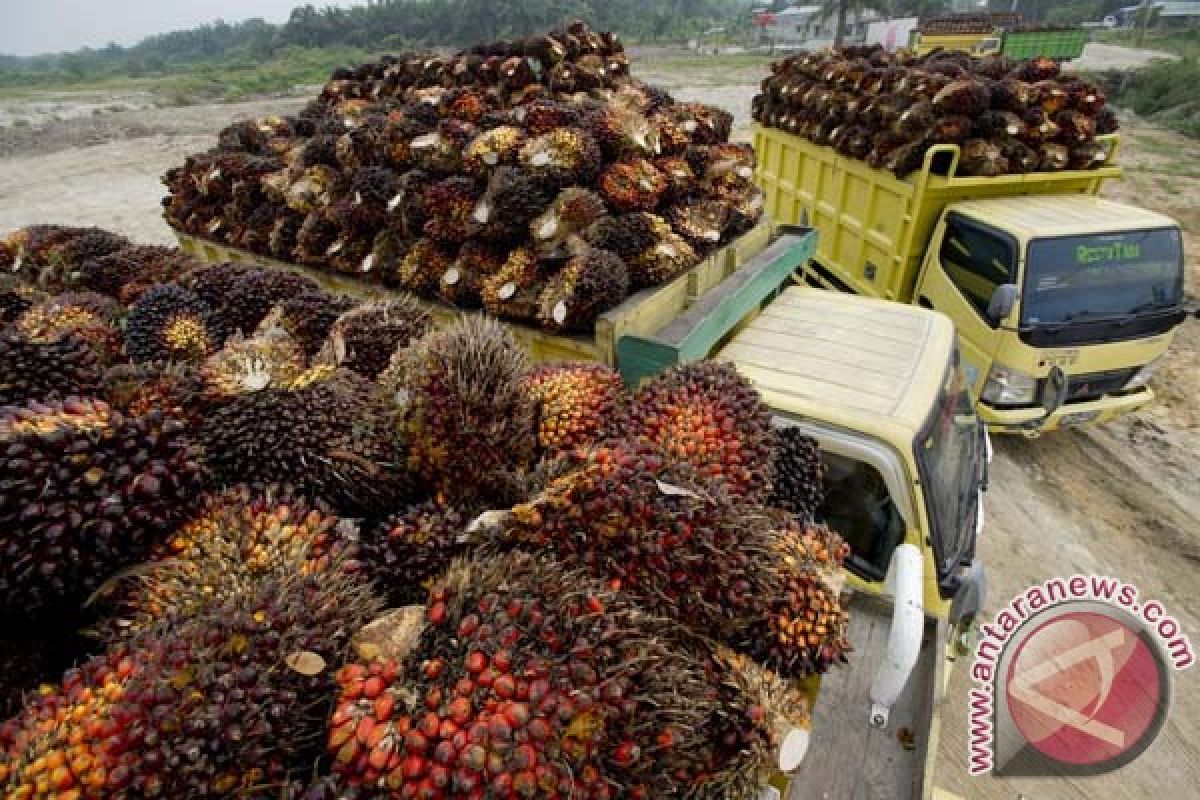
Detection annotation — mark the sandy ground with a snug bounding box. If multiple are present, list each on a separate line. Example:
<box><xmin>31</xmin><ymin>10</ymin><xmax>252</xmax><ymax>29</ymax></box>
<box><xmin>1069</xmin><ymin>40</ymin><xmax>1179</xmax><ymax>70</ymax></box>
<box><xmin>0</xmin><ymin>45</ymin><xmax>1197</xmax><ymax>798</ymax></box>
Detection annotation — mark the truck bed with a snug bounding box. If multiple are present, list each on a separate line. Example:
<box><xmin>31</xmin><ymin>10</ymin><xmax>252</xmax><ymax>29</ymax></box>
<box><xmin>787</xmin><ymin>592</ymin><xmax>948</xmax><ymax>800</ymax></box>
<box><xmin>174</xmin><ymin>222</ymin><xmax>774</xmax><ymax>370</ymax></box>
<box><xmin>753</xmin><ymin>125</ymin><xmax>1120</xmax><ymax>303</ymax></box>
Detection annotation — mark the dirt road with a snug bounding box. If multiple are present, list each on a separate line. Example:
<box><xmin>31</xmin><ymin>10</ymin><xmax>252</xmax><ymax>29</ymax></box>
<box><xmin>0</xmin><ymin>51</ymin><xmax>1197</xmax><ymax>798</ymax></box>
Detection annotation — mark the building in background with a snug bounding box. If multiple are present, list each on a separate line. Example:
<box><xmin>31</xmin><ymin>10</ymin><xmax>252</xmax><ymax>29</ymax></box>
<box><xmin>866</xmin><ymin>16</ymin><xmax>919</xmax><ymax>51</ymax></box>
<box><xmin>1114</xmin><ymin>1</ymin><xmax>1200</xmax><ymax>28</ymax></box>
<box><xmin>753</xmin><ymin>5</ymin><xmax>884</xmax><ymax>49</ymax></box>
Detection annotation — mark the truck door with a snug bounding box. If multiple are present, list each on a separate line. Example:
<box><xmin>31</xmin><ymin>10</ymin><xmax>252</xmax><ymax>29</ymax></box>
<box><xmin>914</xmin><ymin>213</ymin><xmax>1018</xmax><ymax>399</ymax></box>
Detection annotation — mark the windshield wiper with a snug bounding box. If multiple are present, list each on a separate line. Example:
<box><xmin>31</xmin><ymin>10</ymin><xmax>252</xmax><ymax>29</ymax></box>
<box><xmin>1122</xmin><ymin>299</ymin><xmax>1180</xmax><ymax>317</ymax></box>
<box><xmin>1040</xmin><ymin>302</ymin><xmax>1179</xmax><ymax>332</ymax></box>
<box><xmin>1037</xmin><ymin>309</ymin><xmax>1120</xmax><ymax>332</ymax></box>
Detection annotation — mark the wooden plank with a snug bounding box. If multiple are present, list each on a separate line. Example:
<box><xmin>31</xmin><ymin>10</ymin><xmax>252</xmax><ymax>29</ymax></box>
<box><xmin>786</xmin><ymin>592</ymin><xmax>935</xmax><ymax>800</ymax></box>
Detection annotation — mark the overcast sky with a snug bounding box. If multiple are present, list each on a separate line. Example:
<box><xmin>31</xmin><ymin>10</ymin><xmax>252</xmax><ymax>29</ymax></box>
<box><xmin>2</xmin><ymin>0</ymin><xmax>366</xmax><ymax>57</ymax></box>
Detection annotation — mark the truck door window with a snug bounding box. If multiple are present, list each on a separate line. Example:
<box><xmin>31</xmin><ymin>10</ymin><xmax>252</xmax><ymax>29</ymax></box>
<box><xmin>817</xmin><ymin>451</ymin><xmax>905</xmax><ymax>582</ymax></box>
<box><xmin>939</xmin><ymin>215</ymin><xmax>1016</xmax><ymax>319</ymax></box>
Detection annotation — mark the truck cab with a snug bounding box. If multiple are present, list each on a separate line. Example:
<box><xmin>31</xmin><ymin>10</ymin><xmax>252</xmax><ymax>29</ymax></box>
<box><xmin>714</xmin><ymin>289</ymin><xmax>987</xmax><ymax>799</ymax></box>
<box><xmin>620</xmin><ymin>264</ymin><xmax>988</xmax><ymax>799</ymax></box>
<box><xmin>916</xmin><ymin>195</ymin><xmax>1185</xmax><ymax>434</ymax></box>
<box><xmin>753</xmin><ymin>126</ymin><xmax>1188</xmax><ymax>436</ymax></box>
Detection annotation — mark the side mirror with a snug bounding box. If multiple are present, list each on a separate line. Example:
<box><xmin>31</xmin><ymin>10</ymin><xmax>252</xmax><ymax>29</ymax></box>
<box><xmin>986</xmin><ymin>284</ymin><xmax>1018</xmax><ymax>325</ymax></box>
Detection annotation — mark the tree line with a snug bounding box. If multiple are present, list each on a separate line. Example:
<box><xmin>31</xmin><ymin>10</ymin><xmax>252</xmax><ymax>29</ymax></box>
<box><xmin>1</xmin><ymin>1</ymin><xmax>758</xmax><ymax>81</ymax></box>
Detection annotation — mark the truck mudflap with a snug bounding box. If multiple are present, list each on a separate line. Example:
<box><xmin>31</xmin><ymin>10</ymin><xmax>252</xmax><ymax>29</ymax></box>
<box><xmin>783</xmin><ymin>591</ymin><xmax>949</xmax><ymax>800</ymax></box>
<box><xmin>980</xmin><ymin>386</ymin><xmax>1154</xmax><ymax>436</ymax></box>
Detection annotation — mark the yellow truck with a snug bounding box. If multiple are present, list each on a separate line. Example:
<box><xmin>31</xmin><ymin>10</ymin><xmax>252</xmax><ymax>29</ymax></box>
<box><xmin>754</xmin><ymin>126</ymin><xmax>1189</xmax><ymax>435</ymax></box>
<box><xmin>177</xmin><ymin>224</ymin><xmax>988</xmax><ymax>799</ymax></box>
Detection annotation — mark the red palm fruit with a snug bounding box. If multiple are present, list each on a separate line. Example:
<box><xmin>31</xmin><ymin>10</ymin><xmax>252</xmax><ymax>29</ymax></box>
<box><xmin>523</xmin><ymin>361</ymin><xmax>629</xmax><ymax>456</ymax></box>
<box><xmin>619</xmin><ymin>360</ymin><xmax>775</xmax><ymax>500</ymax></box>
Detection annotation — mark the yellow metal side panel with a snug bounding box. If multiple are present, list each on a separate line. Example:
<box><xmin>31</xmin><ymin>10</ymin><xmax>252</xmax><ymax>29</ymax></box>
<box><xmin>755</xmin><ymin>126</ymin><xmax>919</xmax><ymax>301</ymax></box>
<box><xmin>914</xmin><ymin>32</ymin><xmax>990</xmax><ymax>54</ymax></box>
<box><xmin>754</xmin><ymin>126</ymin><xmax>1122</xmax><ymax>303</ymax></box>
<box><xmin>173</xmin><ymin>221</ymin><xmax>776</xmax><ymax>370</ymax></box>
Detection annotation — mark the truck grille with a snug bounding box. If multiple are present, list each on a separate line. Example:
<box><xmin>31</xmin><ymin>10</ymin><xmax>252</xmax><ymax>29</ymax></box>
<box><xmin>1066</xmin><ymin>368</ymin><xmax>1138</xmax><ymax>402</ymax></box>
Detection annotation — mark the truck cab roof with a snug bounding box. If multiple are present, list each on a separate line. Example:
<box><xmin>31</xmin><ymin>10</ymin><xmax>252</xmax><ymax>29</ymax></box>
<box><xmin>717</xmin><ymin>287</ymin><xmax>955</xmax><ymax>441</ymax></box>
<box><xmin>949</xmin><ymin>194</ymin><xmax>1179</xmax><ymax>240</ymax></box>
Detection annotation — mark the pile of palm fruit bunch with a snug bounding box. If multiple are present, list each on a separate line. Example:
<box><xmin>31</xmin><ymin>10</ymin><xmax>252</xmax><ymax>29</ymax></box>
<box><xmin>916</xmin><ymin>12</ymin><xmax>1020</xmax><ymax>35</ymax></box>
<box><xmin>752</xmin><ymin>44</ymin><xmax>1117</xmax><ymax>177</ymax></box>
<box><xmin>0</xmin><ymin>222</ymin><xmax>845</xmax><ymax>797</ymax></box>
<box><xmin>161</xmin><ymin>21</ymin><xmax>764</xmax><ymax>334</ymax></box>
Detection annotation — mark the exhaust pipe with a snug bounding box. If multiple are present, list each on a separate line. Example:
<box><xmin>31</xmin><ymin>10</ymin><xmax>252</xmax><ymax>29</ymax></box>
<box><xmin>868</xmin><ymin>543</ymin><xmax>924</xmax><ymax>728</ymax></box>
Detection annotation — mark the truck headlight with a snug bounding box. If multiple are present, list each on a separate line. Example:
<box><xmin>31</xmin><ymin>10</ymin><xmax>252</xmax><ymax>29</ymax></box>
<box><xmin>980</xmin><ymin>365</ymin><xmax>1038</xmax><ymax>406</ymax></box>
<box><xmin>1125</xmin><ymin>358</ymin><xmax>1162</xmax><ymax>390</ymax></box>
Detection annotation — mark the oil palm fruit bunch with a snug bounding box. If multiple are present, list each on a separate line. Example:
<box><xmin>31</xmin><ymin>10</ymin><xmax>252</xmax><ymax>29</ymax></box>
<box><xmin>77</xmin><ymin>244</ymin><xmax>198</xmax><ymax>302</ymax></box>
<box><xmin>176</xmin><ymin>260</ymin><xmax>254</xmax><ymax>310</ymax></box>
<box><xmin>328</xmin><ymin>166</ymin><xmax>401</xmax><ymax>238</ymax></box>
<box><xmin>522</xmin><ymin>362</ymin><xmax>627</xmax><ymax>455</ymax></box>
<box><xmin>396</xmin><ymin>316</ymin><xmax>536</xmax><ymax>506</ymax></box>
<box><xmin>0</xmin><ymin>542</ymin><xmax>380</xmax><ymax>800</ymax></box>
<box><xmin>517</xmin><ymin>127</ymin><xmax>603</xmax><ymax>188</ymax></box>
<box><xmin>463</xmin><ymin>125</ymin><xmax>527</xmax><ymax>177</ymax></box>
<box><xmin>102</xmin><ymin>362</ymin><xmax>203</xmax><ymax>424</ymax></box>
<box><xmin>438</xmin><ymin>240</ymin><xmax>506</xmax><ymax>308</ymax></box>
<box><xmin>472</xmin><ymin>167</ymin><xmax>552</xmax><ymax>243</ymax></box>
<box><xmin>515</xmin><ymin>98</ymin><xmax>582</xmax><ymax>134</ymax></box>
<box><xmin>0</xmin><ymin>329</ymin><xmax>105</xmax><ymax>407</ymax></box>
<box><xmin>410</xmin><ymin>119</ymin><xmax>477</xmax><ymax>175</ymax></box>
<box><xmin>394</xmin><ymin>236</ymin><xmax>458</xmax><ymax>294</ymax></box>
<box><xmin>262</xmin><ymin>288</ymin><xmax>359</xmax><ymax>357</ymax></box>
<box><xmin>619</xmin><ymin>361</ymin><xmax>776</xmax><ymax>501</ymax></box>
<box><xmin>529</xmin><ymin>187</ymin><xmax>607</xmax><ymax>254</ymax></box>
<box><xmin>666</xmin><ymin>197</ymin><xmax>733</xmax><ymax>251</ymax></box>
<box><xmin>584</xmin><ymin>212</ymin><xmax>697</xmax><ymax>288</ymax></box>
<box><xmin>3</xmin><ymin>226</ymin><xmax>130</xmax><ymax>291</ymax></box>
<box><xmin>327</xmin><ymin>550</ymin><xmax>807</xmax><ymax>798</ymax></box>
<box><xmin>755</xmin><ymin>45</ymin><xmax>1112</xmax><ymax>178</ymax></box>
<box><xmin>360</xmin><ymin>499</ymin><xmax>471</xmax><ymax>606</ymax></box>
<box><xmin>221</xmin><ymin>267</ymin><xmax>321</xmax><ymax>335</ymax></box>
<box><xmin>768</xmin><ymin>427</ymin><xmax>825</xmax><ymax>521</ymax></box>
<box><xmin>625</xmin><ymin>216</ymin><xmax>698</xmax><ymax>287</ymax></box>
<box><xmin>535</xmin><ymin>245</ymin><xmax>629</xmax><ymax>332</ymax></box>
<box><xmin>481</xmin><ymin>246</ymin><xmax>548</xmax><ymax>322</ymax></box>
<box><xmin>0</xmin><ymin>397</ymin><xmax>205</xmax><ymax>621</ymax></box>
<box><xmin>199</xmin><ymin>368</ymin><xmax>411</xmax><ymax>515</ymax></box>
<box><xmin>196</xmin><ymin>327</ymin><xmax>308</xmax><ymax>406</ymax></box>
<box><xmin>0</xmin><ymin>277</ymin><xmax>45</xmax><ymax>326</ymax></box>
<box><xmin>13</xmin><ymin>292</ymin><xmax>123</xmax><ymax>364</ymax></box>
<box><xmin>124</xmin><ymin>284</ymin><xmax>228</xmax><ymax>364</ymax></box>
<box><xmin>423</xmin><ymin>175</ymin><xmax>482</xmax><ymax>244</ymax></box>
<box><xmin>109</xmin><ymin>484</ymin><xmax>359</xmax><ymax>635</ymax></box>
<box><xmin>737</xmin><ymin>517</ymin><xmax>851</xmax><ymax>676</ymax></box>
<box><xmin>326</xmin><ymin>298</ymin><xmax>434</xmax><ymax>379</ymax></box>
<box><xmin>484</xmin><ymin>439</ymin><xmax>850</xmax><ymax>677</ymax></box>
<box><xmin>598</xmin><ymin>157</ymin><xmax>668</xmax><ymax>212</ymax></box>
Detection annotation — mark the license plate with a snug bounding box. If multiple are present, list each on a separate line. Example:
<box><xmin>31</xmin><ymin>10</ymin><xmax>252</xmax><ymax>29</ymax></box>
<box><xmin>1060</xmin><ymin>410</ymin><xmax>1100</xmax><ymax>427</ymax></box>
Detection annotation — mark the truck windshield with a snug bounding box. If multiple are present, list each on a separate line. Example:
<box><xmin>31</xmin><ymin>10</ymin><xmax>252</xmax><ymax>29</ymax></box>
<box><xmin>1022</xmin><ymin>228</ymin><xmax>1183</xmax><ymax>327</ymax></box>
<box><xmin>915</xmin><ymin>354</ymin><xmax>982</xmax><ymax>595</ymax></box>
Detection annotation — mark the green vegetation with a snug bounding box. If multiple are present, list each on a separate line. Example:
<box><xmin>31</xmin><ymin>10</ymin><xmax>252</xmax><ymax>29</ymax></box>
<box><xmin>1096</xmin><ymin>29</ymin><xmax>1200</xmax><ymax>60</ymax></box>
<box><xmin>1088</xmin><ymin>48</ymin><xmax>1200</xmax><ymax>140</ymax></box>
<box><xmin>0</xmin><ymin>1</ymin><xmax>755</xmax><ymax>96</ymax></box>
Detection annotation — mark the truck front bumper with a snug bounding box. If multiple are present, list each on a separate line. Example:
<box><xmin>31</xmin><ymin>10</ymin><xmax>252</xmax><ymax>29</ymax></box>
<box><xmin>979</xmin><ymin>387</ymin><xmax>1154</xmax><ymax>437</ymax></box>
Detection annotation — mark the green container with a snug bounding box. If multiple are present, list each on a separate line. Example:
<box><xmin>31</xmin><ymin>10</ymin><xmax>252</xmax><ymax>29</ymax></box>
<box><xmin>1001</xmin><ymin>28</ymin><xmax>1087</xmax><ymax>60</ymax></box>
